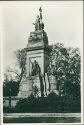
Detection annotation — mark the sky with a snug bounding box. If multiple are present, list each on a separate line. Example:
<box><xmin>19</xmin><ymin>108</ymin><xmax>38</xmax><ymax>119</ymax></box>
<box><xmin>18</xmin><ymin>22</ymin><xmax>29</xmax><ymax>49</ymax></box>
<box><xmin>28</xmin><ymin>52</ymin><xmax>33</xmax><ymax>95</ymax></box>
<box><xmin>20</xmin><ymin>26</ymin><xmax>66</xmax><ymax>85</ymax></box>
<box><xmin>0</xmin><ymin>1</ymin><xmax>83</xmax><ymax>71</ymax></box>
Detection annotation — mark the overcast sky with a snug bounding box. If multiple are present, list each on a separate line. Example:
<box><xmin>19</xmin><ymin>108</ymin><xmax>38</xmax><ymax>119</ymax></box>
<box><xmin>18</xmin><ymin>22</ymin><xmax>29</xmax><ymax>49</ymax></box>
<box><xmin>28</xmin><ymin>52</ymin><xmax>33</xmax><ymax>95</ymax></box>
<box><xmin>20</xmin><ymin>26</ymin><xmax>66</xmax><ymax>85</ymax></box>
<box><xmin>1</xmin><ymin>1</ymin><xmax>83</xmax><ymax>71</ymax></box>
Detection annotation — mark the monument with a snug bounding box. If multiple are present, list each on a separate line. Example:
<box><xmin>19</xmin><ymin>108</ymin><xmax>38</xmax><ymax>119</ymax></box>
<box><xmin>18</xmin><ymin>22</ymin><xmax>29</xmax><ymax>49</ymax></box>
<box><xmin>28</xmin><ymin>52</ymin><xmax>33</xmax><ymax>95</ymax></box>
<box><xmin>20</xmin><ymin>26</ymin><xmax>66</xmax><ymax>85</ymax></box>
<box><xmin>3</xmin><ymin>8</ymin><xmax>59</xmax><ymax>108</ymax></box>
<box><xmin>18</xmin><ymin>7</ymin><xmax>58</xmax><ymax>98</ymax></box>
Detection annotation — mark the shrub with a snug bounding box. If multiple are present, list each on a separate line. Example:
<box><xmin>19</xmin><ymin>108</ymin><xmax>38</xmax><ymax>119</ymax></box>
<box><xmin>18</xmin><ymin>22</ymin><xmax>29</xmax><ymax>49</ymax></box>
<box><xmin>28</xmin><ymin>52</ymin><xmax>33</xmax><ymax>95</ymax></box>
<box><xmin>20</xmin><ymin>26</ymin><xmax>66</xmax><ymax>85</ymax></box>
<box><xmin>14</xmin><ymin>92</ymin><xmax>81</xmax><ymax>113</ymax></box>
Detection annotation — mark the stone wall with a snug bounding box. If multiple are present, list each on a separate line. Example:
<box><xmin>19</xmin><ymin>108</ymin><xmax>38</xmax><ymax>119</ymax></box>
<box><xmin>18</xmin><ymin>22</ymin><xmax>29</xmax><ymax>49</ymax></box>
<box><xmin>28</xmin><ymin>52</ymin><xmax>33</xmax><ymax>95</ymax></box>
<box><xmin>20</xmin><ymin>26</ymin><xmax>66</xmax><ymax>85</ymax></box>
<box><xmin>3</xmin><ymin>97</ymin><xmax>21</xmax><ymax>108</ymax></box>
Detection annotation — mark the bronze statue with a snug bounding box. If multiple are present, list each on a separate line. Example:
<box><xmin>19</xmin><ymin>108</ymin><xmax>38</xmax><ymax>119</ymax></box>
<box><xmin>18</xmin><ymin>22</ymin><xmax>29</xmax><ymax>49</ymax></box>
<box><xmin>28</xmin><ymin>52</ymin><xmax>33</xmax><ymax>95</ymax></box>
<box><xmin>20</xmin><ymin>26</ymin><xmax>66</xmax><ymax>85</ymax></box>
<box><xmin>33</xmin><ymin>15</ymin><xmax>40</xmax><ymax>31</ymax></box>
<box><xmin>33</xmin><ymin>7</ymin><xmax>44</xmax><ymax>31</ymax></box>
<box><xmin>31</xmin><ymin>60</ymin><xmax>41</xmax><ymax>76</ymax></box>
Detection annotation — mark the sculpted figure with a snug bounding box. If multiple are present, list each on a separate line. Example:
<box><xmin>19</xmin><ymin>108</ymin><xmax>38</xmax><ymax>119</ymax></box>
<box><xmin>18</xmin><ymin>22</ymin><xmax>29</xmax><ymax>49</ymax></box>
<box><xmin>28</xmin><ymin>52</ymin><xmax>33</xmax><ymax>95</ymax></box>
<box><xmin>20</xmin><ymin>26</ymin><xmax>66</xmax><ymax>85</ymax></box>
<box><xmin>33</xmin><ymin>7</ymin><xmax>44</xmax><ymax>31</ymax></box>
<box><xmin>31</xmin><ymin>60</ymin><xmax>41</xmax><ymax>76</ymax></box>
<box><xmin>33</xmin><ymin>15</ymin><xmax>40</xmax><ymax>31</ymax></box>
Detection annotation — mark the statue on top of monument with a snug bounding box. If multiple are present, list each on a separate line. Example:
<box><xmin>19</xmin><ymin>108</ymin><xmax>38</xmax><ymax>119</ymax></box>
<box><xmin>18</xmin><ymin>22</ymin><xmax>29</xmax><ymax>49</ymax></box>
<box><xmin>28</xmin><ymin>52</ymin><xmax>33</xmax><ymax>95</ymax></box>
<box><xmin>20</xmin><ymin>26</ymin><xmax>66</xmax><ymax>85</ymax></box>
<box><xmin>33</xmin><ymin>15</ymin><xmax>40</xmax><ymax>31</ymax></box>
<box><xmin>33</xmin><ymin>7</ymin><xmax>44</xmax><ymax>31</ymax></box>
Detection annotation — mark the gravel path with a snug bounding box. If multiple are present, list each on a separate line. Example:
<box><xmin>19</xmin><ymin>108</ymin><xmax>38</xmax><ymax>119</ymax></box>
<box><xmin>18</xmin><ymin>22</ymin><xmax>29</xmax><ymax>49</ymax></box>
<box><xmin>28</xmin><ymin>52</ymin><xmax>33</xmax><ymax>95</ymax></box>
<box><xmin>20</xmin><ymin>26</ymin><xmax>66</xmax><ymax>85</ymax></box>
<box><xmin>4</xmin><ymin>113</ymin><xmax>81</xmax><ymax>118</ymax></box>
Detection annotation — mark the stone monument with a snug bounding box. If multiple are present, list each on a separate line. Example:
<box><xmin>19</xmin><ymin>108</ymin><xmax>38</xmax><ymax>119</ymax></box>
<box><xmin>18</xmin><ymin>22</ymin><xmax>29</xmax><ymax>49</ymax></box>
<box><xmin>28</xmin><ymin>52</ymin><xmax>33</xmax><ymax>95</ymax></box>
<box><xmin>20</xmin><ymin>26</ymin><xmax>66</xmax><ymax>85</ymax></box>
<box><xmin>18</xmin><ymin>7</ymin><xmax>52</xmax><ymax>98</ymax></box>
<box><xmin>3</xmin><ymin>8</ymin><xmax>59</xmax><ymax>108</ymax></box>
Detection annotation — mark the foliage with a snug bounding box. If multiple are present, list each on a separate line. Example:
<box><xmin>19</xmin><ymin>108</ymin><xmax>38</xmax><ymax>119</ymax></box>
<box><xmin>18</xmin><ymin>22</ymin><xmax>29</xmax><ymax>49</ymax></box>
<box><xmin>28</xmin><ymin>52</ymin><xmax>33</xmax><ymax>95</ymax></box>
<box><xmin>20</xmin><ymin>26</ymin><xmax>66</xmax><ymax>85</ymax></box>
<box><xmin>3</xmin><ymin>74</ymin><xmax>19</xmax><ymax>107</ymax></box>
<box><xmin>3</xmin><ymin>49</ymin><xmax>27</xmax><ymax>97</ymax></box>
<box><xmin>14</xmin><ymin>92</ymin><xmax>80</xmax><ymax>113</ymax></box>
<box><xmin>14</xmin><ymin>49</ymin><xmax>27</xmax><ymax>83</ymax></box>
<box><xmin>48</xmin><ymin>43</ymin><xmax>81</xmax><ymax>99</ymax></box>
<box><xmin>3</xmin><ymin>107</ymin><xmax>16</xmax><ymax>113</ymax></box>
<box><xmin>6</xmin><ymin>49</ymin><xmax>27</xmax><ymax>82</ymax></box>
<box><xmin>3</xmin><ymin>76</ymin><xmax>19</xmax><ymax>97</ymax></box>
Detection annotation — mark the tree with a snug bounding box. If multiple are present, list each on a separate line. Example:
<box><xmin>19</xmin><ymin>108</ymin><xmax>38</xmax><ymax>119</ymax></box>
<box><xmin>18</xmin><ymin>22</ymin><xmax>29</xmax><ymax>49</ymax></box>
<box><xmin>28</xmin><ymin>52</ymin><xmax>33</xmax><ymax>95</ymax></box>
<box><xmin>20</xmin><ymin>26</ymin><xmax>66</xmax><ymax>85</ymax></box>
<box><xmin>3</xmin><ymin>49</ymin><xmax>27</xmax><ymax>98</ymax></box>
<box><xmin>7</xmin><ymin>49</ymin><xmax>27</xmax><ymax>84</ymax></box>
<box><xmin>64</xmin><ymin>47</ymin><xmax>81</xmax><ymax>99</ymax></box>
<box><xmin>48</xmin><ymin>43</ymin><xmax>69</xmax><ymax>96</ymax></box>
<box><xmin>3</xmin><ymin>77</ymin><xmax>19</xmax><ymax>97</ymax></box>
<box><xmin>15</xmin><ymin>49</ymin><xmax>27</xmax><ymax>83</ymax></box>
<box><xmin>48</xmin><ymin>43</ymin><xmax>81</xmax><ymax>99</ymax></box>
<box><xmin>3</xmin><ymin>73</ymin><xmax>19</xmax><ymax>108</ymax></box>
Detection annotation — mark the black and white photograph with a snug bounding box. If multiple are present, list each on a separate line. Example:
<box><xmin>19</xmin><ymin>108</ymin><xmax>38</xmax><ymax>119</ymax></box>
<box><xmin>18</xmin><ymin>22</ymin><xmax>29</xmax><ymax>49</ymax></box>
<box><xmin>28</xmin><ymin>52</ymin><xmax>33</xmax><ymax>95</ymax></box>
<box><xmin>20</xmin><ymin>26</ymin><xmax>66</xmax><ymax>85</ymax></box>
<box><xmin>0</xmin><ymin>1</ymin><xmax>83</xmax><ymax>124</ymax></box>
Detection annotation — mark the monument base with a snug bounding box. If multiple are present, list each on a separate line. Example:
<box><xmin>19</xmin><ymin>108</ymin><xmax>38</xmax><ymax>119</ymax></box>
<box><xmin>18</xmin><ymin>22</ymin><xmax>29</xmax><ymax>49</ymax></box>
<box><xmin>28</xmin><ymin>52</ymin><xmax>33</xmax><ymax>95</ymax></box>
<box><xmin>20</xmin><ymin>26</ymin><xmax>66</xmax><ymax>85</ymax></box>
<box><xmin>18</xmin><ymin>75</ymin><xmax>43</xmax><ymax>98</ymax></box>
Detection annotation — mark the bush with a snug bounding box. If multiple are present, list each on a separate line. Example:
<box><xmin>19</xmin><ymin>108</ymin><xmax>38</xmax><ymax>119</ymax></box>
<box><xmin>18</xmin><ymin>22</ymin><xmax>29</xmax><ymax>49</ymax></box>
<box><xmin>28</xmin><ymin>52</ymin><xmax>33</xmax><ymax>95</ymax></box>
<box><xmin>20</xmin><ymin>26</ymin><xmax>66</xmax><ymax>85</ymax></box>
<box><xmin>3</xmin><ymin>107</ymin><xmax>16</xmax><ymax>113</ymax></box>
<box><xmin>13</xmin><ymin>92</ymin><xmax>81</xmax><ymax>113</ymax></box>
<box><xmin>15</xmin><ymin>96</ymin><xmax>49</xmax><ymax>113</ymax></box>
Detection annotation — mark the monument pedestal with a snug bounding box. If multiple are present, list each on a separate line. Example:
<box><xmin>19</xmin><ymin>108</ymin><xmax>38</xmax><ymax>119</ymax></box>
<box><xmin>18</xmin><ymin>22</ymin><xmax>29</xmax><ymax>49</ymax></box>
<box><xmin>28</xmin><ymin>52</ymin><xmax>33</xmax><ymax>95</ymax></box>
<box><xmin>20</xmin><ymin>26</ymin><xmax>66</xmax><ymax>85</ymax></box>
<box><xmin>18</xmin><ymin>28</ymin><xmax>52</xmax><ymax>98</ymax></box>
<box><xmin>18</xmin><ymin>77</ymin><xmax>33</xmax><ymax>98</ymax></box>
<box><xmin>18</xmin><ymin>74</ymin><xmax>44</xmax><ymax>98</ymax></box>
